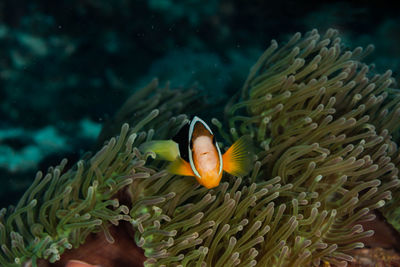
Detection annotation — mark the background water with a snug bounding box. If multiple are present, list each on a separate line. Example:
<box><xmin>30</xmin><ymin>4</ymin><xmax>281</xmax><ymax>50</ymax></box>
<box><xmin>0</xmin><ymin>1</ymin><xmax>399</xmax><ymax>208</ymax></box>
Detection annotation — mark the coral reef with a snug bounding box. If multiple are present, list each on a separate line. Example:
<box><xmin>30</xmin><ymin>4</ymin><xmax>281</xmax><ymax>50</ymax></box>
<box><xmin>0</xmin><ymin>120</ymin><xmax>101</xmax><ymax>207</ymax></box>
<box><xmin>1</xmin><ymin>29</ymin><xmax>400</xmax><ymax>267</ymax></box>
<box><xmin>0</xmin><ymin>121</ymin><xmax>101</xmax><ymax>173</ymax></box>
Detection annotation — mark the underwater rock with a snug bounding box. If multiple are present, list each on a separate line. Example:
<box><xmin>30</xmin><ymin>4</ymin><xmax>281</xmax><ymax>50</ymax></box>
<box><xmin>40</xmin><ymin>223</ymin><xmax>145</xmax><ymax>267</ymax></box>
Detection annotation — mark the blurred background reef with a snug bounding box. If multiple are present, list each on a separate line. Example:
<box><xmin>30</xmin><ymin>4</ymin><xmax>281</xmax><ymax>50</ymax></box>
<box><xmin>0</xmin><ymin>1</ymin><xmax>400</xmax><ymax>266</ymax></box>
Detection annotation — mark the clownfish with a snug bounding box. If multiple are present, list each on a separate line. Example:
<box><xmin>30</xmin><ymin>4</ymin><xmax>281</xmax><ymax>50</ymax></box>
<box><xmin>140</xmin><ymin>116</ymin><xmax>254</xmax><ymax>189</ymax></box>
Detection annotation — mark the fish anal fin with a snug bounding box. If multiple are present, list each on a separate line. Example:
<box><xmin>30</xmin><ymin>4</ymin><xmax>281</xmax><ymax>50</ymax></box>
<box><xmin>167</xmin><ymin>157</ymin><xmax>195</xmax><ymax>177</ymax></box>
<box><xmin>222</xmin><ymin>135</ymin><xmax>254</xmax><ymax>177</ymax></box>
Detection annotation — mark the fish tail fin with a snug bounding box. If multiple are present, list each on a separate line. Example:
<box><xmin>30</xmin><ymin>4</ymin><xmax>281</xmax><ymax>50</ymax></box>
<box><xmin>222</xmin><ymin>135</ymin><xmax>254</xmax><ymax>177</ymax></box>
<box><xmin>139</xmin><ymin>140</ymin><xmax>179</xmax><ymax>161</ymax></box>
<box><xmin>167</xmin><ymin>157</ymin><xmax>196</xmax><ymax>177</ymax></box>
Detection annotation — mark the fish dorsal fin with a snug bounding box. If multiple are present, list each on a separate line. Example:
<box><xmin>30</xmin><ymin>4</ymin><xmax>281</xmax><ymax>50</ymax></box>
<box><xmin>167</xmin><ymin>157</ymin><xmax>196</xmax><ymax>177</ymax></box>
<box><xmin>222</xmin><ymin>135</ymin><xmax>254</xmax><ymax>177</ymax></box>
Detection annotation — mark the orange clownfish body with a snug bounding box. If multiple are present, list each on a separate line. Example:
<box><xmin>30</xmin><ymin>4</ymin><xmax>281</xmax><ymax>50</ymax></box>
<box><xmin>141</xmin><ymin>116</ymin><xmax>254</xmax><ymax>189</ymax></box>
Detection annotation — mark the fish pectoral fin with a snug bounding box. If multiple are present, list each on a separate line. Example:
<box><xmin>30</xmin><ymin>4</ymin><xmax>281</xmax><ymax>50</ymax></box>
<box><xmin>222</xmin><ymin>135</ymin><xmax>254</xmax><ymax>177</ymax></box>
<box><xmin>167</xmin><ymin>157</ymin><xmax>196</xmax><ymax>177</ymax></box>
<box><xmin>139</xmin><ymin>140</ymin><xmax>179</xmax><ymax>161</ymax></box>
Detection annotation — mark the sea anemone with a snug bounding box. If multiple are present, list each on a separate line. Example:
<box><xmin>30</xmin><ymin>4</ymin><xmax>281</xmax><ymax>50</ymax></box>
<box><xmin>1</xmin><ymin>28</ymin><xmax>399</xmax><ymax>267</ymax></box>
